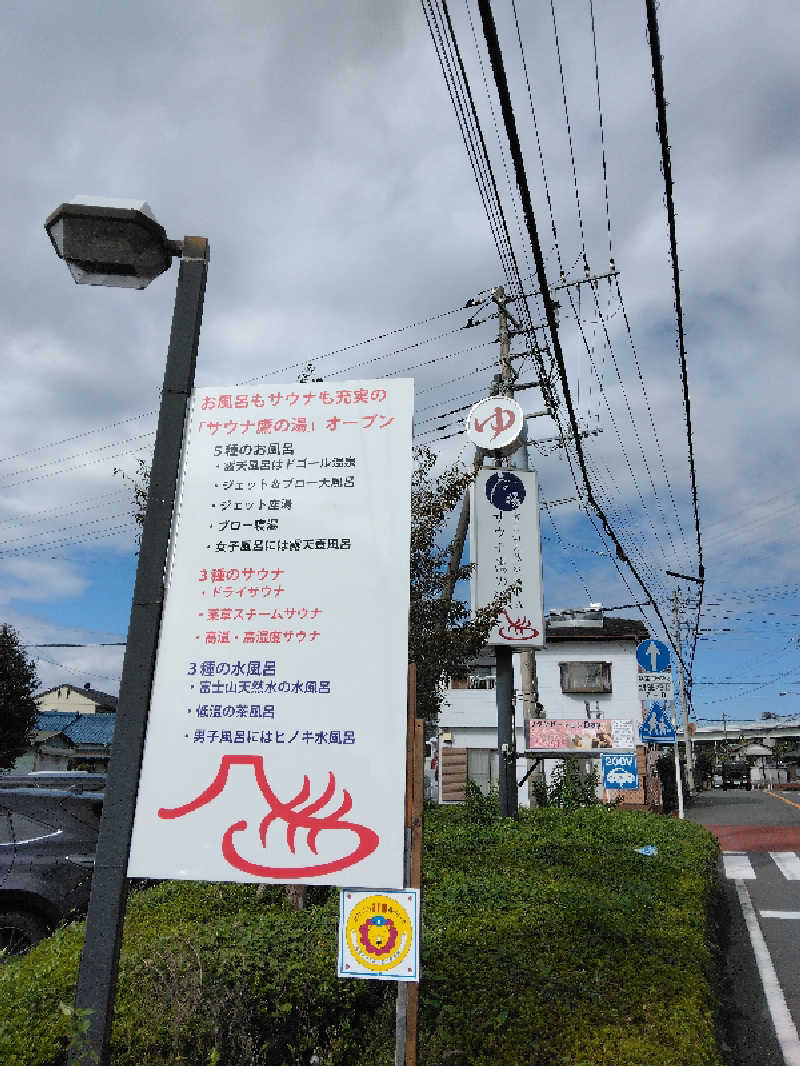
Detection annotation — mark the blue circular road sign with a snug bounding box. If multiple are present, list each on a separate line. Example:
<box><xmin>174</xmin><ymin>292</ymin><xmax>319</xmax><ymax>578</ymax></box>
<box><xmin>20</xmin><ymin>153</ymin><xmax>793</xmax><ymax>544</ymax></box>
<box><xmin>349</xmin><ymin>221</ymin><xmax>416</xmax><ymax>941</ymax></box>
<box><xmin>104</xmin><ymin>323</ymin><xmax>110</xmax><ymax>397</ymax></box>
<box><xmin>636</xmin><ymin>639</ymin><xmax>671</xmax><ymax>672</ymax></box>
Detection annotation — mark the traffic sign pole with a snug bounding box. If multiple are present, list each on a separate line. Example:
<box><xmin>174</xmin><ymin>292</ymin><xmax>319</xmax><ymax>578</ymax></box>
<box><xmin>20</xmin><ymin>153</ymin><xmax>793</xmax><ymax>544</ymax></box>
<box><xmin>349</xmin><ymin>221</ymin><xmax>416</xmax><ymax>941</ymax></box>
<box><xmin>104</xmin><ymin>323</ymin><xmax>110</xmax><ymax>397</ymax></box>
<box><xmin>673</xmin><ymin>715</ymin><xmax>685</xmax><ymax>819</ymax></box>
<box><xmin>673</xmin><ymin>591</ymin><xmax>694</xmax><ymax>792</ymax></box>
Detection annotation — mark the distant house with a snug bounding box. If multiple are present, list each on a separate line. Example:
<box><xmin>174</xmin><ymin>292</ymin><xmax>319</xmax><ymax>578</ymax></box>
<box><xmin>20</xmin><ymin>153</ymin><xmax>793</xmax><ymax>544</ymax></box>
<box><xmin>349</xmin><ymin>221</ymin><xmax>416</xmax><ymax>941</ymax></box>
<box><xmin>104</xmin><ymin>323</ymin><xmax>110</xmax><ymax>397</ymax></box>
<box><xmin>437</xmin><ymin>608</ymin><xmax>656</xmax><ymax>809</ymax></box>
<box><xmin>25</xmin><ymin>711</ymin><xmax>117</xmax><ymax>773</ymax></box>
<box><xmin>6</xmin><ymin>685</ymin><xmax>118</xmax><ymax>774</ymax></box>
<box><xmin>35</xmin><ymin>683</ymin><xmax>118</xmax><ymax>715</ymax></box>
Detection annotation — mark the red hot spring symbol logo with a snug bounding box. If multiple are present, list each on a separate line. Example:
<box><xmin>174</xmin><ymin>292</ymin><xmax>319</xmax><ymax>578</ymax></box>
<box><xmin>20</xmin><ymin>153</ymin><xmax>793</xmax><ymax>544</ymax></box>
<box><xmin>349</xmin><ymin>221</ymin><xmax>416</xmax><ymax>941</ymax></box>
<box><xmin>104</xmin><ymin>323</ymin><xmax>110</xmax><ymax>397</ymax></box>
<box><xmin>158</xmin><ymin>755</ymin><xmax>379</xmax><ymax>878</ymax></box>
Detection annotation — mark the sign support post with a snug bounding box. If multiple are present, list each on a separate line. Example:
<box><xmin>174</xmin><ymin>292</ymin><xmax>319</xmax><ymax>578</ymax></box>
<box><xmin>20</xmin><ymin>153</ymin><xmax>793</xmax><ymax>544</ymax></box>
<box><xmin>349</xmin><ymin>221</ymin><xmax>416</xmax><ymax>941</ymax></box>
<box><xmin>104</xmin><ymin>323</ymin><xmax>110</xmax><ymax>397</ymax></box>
<box><xmin>673</xmin><ymin>590</ymin><xmax>694</xmax><ymax>791</ymax></box>
<box><xmin>395</xmin><ymin>664</ymin><xmax>423</xmax><ymax>1066</ymax></box>
<box><xmin>69</xmin><ymin>238</ymin><xmax>210</xmax><ymax>1066</ymax></box>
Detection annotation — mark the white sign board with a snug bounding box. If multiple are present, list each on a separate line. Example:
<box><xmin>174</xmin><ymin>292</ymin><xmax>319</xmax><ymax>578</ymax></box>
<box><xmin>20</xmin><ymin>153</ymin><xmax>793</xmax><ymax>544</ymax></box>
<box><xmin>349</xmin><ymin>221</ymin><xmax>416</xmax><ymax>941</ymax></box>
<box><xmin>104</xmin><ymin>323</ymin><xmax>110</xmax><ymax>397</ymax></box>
<box><xmin>465</xmin><ymin>396</ymin><xmax>525</xmax><ymax>454</ymax></box>
<box><xmin>128</xmin><ymin>380</ymin><xmax>414</xmax><ymax>887</ymax></box>
<box><xmin>338</xmin><ymin>889</ymin><xmax>420</xmax><ymax>982</ymax></box>
<box><xmin>637</xmin><ymin>671</ymin><xmax>675</xmax><ymax>702</ymax></box>
<box><xmin>470</xmin><ymin>468</ymin><xmax>544</xmax><ymax>648</ymax></box>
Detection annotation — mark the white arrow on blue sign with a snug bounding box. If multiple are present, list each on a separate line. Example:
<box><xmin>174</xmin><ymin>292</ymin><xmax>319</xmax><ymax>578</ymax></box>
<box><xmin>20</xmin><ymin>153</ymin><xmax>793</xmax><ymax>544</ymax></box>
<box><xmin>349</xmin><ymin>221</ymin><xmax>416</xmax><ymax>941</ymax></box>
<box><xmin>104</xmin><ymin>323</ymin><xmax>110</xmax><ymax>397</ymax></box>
<box><xmin>636</xmin><ymin>639</ymin><xmax>671</xmax><ymax>672</ymax></box>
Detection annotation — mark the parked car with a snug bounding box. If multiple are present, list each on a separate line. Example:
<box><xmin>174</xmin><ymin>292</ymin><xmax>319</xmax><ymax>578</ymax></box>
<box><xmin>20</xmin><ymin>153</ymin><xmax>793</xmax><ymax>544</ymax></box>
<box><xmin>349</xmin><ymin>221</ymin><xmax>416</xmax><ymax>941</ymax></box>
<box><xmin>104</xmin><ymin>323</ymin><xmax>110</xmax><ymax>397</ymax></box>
<box><xmin>0</xmin><ymin>773</ymin><xmax>103</xmax><ymax>956</ymax></box>
<box><xmin>721</xmin><ymin>761</ymin><xmax>752</xmax><ymax>791</ymax></box>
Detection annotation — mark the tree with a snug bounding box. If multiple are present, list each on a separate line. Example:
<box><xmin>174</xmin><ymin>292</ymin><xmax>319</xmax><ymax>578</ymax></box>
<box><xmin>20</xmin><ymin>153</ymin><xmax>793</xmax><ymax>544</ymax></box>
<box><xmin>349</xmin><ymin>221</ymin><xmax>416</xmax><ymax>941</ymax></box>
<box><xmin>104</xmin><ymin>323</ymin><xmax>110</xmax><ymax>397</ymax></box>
<box><xmin>410</xmin><ymin>447</ymin><xmax>510</xmax><ymax>720</ymax></box>
<box><xmin>117</xmin><ymin>445</ymin><xmax>508</xmax><ymax>721</ymax></box>
<box><xmin>114</xmin><ymin>456</ymin><xmax>150</xmax><ymax>550</ymax></box>
<box><xmin>0</xmin><ymin>624</ymin><xmax>39</xmax><ymax>771</ymax></box>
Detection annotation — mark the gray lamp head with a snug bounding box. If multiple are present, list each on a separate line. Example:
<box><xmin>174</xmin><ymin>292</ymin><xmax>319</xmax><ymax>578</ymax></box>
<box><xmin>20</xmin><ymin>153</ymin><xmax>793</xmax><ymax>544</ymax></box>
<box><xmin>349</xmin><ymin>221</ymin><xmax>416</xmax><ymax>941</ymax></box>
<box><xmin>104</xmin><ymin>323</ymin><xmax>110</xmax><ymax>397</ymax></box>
<box><xmin>45</xmin><ymin>197</ymin><xmax>173</xmax><ymax>289</ymax></box>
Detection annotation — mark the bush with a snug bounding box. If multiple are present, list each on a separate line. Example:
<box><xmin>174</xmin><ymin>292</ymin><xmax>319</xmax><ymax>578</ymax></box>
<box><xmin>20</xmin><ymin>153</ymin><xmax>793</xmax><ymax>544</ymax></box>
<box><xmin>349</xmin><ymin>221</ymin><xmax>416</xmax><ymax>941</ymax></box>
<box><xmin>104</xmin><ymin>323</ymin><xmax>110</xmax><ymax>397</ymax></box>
<box><xmin>531</xmin><ymin>759</ymin><xmax>602</xmax><ymax>810</ymax></box>
<box><xmin>421</xmin><ymin>805</ymin><xmax>721</xmax><ymax>1066</ymax></box>
<box><xmin>464</xmin><ymin>778</ymin><xmax>501</xmax><ymax>824</ymax></box>
<box><xmin>0</xmin><ymin>808</ymin><xmax>722</xmax><ymax>1066</ymax></box>
<box><xmin>0</xmin><ymin>883</ymin><xmax>393</xmax><ymax>1066</ymax></box>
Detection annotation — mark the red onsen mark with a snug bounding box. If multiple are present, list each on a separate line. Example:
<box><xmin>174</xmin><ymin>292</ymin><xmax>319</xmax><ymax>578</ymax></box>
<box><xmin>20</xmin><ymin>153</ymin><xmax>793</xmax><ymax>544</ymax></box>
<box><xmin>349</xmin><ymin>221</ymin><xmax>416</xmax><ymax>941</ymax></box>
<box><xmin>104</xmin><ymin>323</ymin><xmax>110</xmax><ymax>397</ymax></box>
<box><xmin>158</xmin><ymin>754</ymin><xmax>379</xmax><ymax>878</ymax></box>
<box><xmin>497</xmin><ymin>609</ymin><xmax>539</xmax><ymax>641</ymax></box>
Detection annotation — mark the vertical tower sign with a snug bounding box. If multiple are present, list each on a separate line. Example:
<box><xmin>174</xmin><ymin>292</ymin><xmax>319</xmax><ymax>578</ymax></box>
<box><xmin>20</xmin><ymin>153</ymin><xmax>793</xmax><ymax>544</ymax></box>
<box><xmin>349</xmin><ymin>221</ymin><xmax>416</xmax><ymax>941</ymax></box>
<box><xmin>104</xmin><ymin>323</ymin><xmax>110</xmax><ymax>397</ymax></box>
<box><xmin>469</xmin><ymin>468</ymin><xmax>544</xmax><ymax>648</ymax></box>
<box><xmin>128</xmin><ymin>379</ymin><xmax>414</xmax><ymax>888</ymax></box>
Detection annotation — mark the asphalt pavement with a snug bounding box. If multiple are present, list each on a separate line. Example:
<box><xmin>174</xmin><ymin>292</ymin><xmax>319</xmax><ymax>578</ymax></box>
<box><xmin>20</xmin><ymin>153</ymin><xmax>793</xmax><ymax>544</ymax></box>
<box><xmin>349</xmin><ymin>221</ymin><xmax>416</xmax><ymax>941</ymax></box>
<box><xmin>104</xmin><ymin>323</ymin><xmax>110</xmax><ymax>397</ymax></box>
<box><xmin>687</xmin><ymin>789</ymin><xmax>800</xmax><ymax>1066</ymax></box>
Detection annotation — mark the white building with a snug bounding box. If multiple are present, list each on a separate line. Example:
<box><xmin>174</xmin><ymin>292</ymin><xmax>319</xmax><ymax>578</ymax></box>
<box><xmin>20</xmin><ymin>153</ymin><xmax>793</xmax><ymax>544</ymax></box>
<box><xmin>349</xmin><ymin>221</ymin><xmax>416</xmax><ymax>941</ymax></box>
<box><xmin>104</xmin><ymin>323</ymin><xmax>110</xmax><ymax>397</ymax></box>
<box><xmin>437</xmin><ymin>608</ymin><xmax>650</xmax><ymax>807</ymax></box>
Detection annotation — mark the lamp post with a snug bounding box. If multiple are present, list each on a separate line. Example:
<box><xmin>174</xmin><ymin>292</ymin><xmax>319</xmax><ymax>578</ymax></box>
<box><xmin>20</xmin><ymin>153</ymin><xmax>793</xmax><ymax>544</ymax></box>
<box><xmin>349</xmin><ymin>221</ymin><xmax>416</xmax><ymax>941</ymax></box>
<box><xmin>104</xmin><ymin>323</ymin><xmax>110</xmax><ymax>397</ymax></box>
<box><xmin>45</xmin><ymin>198</ymin><xmax>210</xmax><ymax>1066</ymax></box>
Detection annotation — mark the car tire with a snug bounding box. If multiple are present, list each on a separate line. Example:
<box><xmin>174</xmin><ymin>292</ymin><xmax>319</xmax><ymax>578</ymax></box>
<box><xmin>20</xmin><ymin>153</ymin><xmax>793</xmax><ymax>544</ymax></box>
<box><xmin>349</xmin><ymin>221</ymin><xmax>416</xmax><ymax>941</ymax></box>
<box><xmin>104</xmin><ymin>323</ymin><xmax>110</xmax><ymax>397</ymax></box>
<box><xmin>0</xmin><ymin>910</ymin><xmax>50</xmax><ymax>957</ymax></box>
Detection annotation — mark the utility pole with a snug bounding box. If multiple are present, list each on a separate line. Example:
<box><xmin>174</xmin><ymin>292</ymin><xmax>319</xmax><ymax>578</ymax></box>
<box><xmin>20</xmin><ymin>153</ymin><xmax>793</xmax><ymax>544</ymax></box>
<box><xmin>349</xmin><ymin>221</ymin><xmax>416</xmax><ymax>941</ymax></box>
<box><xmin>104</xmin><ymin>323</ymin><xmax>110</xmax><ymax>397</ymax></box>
<box><xmin>438</xmin><ymin>267</ymin><xmax>616</xmax><ymax>615</ymax></box>
<box><xmin>493</xmin><ymin>285</ymin><xmax>536</xmax><ymax>820</ymax></box>
<box><xmin>439</xmin><ymin>271</ymin><xmax>615</xmax><ymax>817</ymax></box>
<box><xmin>673</xmin><ymin>590</ymin><xmax>694</xmax><ymax>791</ymax></box>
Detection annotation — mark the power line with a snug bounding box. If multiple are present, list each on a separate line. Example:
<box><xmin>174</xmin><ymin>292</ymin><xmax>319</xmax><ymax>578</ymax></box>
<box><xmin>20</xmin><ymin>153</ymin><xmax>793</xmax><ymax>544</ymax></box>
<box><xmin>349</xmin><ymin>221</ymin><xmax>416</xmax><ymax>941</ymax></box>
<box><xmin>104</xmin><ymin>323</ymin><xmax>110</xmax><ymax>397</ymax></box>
<box><xmin>474</xmin><ymin>0</ymin><xmax>678</xmax><ymax>660</ymax></box>
<box><xmin>645</xmin><ymin>0</ymin><xmax>705</xmax><ymax>684</ymax></box>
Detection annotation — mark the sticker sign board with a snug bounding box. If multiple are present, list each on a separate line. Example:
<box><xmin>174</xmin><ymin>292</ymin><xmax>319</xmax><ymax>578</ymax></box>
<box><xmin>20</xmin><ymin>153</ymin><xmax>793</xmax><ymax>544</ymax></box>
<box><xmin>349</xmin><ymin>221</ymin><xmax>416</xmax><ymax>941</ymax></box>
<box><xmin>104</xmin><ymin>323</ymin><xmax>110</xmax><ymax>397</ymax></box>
<box><xmin>470</xmin><ymin>468</ymin><xmax>544</xmax><ymax>648</ymax></box>
<box><xmin>637</xmin><ymin>671</ymin><xmax>675</xmax><ymax>702</ymax></box>
<box><xmin>465</xmin><ymin>396</ymin><xmax>525</xmax><ymax>455</ymax></box>
<box><xmin>528</xmin><ymin>718</ymin><xmax>635</xmax><ymax>752</ymax></box>
<box><xmin>128</xmin><ymin>379</ymin><xmax>414</xmax><ymax>888</ymax></box>
<box><xmin>601</xmin><ymin>753</ymin><xmax>639</xmax><ymax>790</ymax></box>
<box><xmin>338</xmin><ymin>889</ymin><xmax>420</xmax><ymax>982</ymax></box>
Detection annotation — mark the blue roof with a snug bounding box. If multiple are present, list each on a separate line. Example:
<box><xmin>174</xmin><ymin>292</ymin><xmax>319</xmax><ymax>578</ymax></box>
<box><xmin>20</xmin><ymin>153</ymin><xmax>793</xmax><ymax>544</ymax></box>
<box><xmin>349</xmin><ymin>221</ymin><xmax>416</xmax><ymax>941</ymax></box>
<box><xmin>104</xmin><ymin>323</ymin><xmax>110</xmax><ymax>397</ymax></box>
<box><xmin>36</xmin><ymin>711</ymin><xmax>80</xmax><ymax>732</ymax></box>
<box><xmin>35</xmin><ymin>711</ymin><xmax>116</xmax><ymax>746</ymax></box>
<box><xmin>64</xmin><ymin>713</ymin><xmax>116</xmax><ymax>746</ymax></box>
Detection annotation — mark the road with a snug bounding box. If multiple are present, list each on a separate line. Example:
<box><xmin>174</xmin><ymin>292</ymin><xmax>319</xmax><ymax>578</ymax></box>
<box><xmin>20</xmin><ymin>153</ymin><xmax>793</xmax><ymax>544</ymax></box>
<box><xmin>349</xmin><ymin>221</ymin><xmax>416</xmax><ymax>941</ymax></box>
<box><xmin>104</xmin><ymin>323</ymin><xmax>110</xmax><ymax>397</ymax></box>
<box><xmin>687</xmin><ymin>788</ymin><xmax>800</xmax><ymax>1066</ymax></box>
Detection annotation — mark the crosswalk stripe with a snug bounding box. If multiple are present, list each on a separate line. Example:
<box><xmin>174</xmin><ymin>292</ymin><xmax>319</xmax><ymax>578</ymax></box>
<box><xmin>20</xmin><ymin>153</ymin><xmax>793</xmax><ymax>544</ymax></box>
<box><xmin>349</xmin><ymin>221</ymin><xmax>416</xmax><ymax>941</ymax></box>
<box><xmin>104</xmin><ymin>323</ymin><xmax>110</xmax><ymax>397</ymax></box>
<box><xmin>723</xmin><ymin>852</ymin><xmax>755</xmax><ymax>880</ymax></box>
<box><xmin>760</xmin><ymin>911</ymin><xmax>800</xmax><ymax>920</ymax></box>
<box><xmin>770</xmin><ymin>852</ymin><xmax>800</xmax><ymax>880</ymax></box>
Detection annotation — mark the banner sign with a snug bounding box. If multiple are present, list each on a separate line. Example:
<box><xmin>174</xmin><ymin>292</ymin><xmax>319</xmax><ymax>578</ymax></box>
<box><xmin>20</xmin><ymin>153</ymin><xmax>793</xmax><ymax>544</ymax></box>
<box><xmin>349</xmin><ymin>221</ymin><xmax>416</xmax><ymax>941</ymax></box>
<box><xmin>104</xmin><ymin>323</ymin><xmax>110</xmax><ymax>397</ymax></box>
<box><xmin>601</xmin><ymin>753</ymin><xmax>640</xmax><ymax>790</ymax></box>
<box><xmin>338</xmin><ymin>889</ymin><xmax>420</xmax><ymax>982</ymax></box>
<box><xmin>637</xmin><ymin>671</ymin><xmax>674</xmax><ymax>702</ymax></box>
<box><xmin>470</xmin><ymin>468</ymin><xmax>544</xmax><ymax>648</ymax></box>
<box><xmin>128</xmin><ymin>379</ymin><xmax>414</xmax><ymax>887</ymax></box>
<box><xmin>528</xmin><ymin>718</ymin><xmax>635</xmax><ymax>752</ymax></box>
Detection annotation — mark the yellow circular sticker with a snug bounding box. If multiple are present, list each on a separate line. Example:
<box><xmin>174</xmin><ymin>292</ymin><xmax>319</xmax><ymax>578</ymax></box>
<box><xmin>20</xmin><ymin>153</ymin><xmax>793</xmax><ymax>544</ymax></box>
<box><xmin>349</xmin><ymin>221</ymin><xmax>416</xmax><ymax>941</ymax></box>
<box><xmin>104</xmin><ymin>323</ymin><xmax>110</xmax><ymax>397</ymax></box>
<box><xmin>345</xmin><ymin>893</ymin><xmax>413</xmax><ymax>972</ymax></box>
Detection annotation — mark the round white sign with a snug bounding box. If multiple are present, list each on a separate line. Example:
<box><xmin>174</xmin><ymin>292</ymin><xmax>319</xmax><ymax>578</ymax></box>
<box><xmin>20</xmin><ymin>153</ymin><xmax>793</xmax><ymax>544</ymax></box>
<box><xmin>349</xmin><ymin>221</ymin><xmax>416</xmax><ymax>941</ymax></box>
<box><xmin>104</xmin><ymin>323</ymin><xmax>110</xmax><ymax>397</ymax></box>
<box><xmin>465</xmin><ymin>396</ymin><xmax>525</xmax><ymax>454</ymax></box>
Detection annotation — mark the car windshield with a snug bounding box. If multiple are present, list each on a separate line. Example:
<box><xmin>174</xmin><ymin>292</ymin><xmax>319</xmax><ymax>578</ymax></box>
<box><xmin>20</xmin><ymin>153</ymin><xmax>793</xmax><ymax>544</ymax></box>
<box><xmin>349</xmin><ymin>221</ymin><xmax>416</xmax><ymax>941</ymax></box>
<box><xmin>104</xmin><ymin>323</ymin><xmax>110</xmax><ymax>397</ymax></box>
<box><xmin>0</xmin><ymin>809</ymin><xmax>62</xmax><ymax>846</ymax></box>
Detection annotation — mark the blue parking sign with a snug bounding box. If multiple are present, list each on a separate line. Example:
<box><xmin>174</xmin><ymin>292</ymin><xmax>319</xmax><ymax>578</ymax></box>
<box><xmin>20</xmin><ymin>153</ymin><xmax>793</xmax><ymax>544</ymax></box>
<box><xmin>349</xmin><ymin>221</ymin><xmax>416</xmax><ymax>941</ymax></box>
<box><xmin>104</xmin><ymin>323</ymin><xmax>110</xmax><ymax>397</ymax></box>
<box><xmin>601</xmin><ymin>753</ymin><xmax>639</xmax><ymax>790</ymax></box>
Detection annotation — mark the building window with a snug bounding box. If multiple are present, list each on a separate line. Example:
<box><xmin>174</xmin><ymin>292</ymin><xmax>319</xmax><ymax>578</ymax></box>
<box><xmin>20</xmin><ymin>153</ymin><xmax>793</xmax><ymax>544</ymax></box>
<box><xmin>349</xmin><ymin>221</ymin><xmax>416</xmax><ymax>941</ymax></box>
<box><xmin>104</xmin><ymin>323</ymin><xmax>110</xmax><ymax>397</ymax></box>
<box><xmin>468</xmin><ymin>667</ymin><xmax>496</xmax><ymax>690</ymax></box>
<box><xmin>559</xmin><ymin>661</ymin><xmax>612</xmax><ymax>694</ymax></box>
<box><xmin>467</xmin><ymin>748</ymin><xmax>499</xmax><ymax>794</ymax></box>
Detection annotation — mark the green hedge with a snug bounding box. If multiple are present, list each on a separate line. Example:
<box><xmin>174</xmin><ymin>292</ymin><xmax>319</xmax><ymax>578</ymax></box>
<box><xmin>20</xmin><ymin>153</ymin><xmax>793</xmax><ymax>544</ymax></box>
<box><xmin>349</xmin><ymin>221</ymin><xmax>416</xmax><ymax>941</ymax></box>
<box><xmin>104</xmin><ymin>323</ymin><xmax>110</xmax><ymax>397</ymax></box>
<box><xmin>422</xmin><ymin>805</ymin><xmax>721</xmax><ymax>1066</ymax></box>
<box><xmin>0</xmin><ymin>807</ymin><xmax>722</xmax><ymax>1066</ymax></box>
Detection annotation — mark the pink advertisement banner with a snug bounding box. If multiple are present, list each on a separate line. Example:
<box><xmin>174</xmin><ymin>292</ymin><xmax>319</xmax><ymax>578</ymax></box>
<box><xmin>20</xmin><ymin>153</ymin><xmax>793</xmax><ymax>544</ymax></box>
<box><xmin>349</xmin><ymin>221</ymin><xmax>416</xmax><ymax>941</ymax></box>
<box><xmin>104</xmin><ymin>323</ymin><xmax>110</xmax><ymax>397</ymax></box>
<box><xmin>527</xmin><ymin>718</ymin><xmax>635</xmax><ymax>752</ymax></box>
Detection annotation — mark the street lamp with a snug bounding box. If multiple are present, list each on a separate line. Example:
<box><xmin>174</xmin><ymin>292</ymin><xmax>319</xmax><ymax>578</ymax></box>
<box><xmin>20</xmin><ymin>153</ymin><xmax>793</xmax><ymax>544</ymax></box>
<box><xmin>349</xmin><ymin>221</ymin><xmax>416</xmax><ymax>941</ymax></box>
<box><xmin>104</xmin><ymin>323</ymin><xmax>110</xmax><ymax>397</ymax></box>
<box><xmin>44</xmin><ymin>197</ymin><xmax>181</xmax><ymax>288</ymax></box>
<box><xmin>45</xmin><ymin>197</ymin><xmax>210</xmax><ymax>1066</ymax></box>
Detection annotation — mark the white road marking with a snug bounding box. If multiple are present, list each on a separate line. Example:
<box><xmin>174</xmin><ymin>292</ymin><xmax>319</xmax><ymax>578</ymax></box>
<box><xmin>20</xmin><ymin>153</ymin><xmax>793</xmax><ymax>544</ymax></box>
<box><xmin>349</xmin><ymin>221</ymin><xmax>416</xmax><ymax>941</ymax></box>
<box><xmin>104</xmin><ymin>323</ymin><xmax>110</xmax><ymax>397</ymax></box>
<box><xmin>735</xmin><ymin>879</ymin><xmax>800</xmax><ymax>1065</ymax></box>
<box><xmin>771</xmin><ymin>852</ymin><xmax>800</xmax><ymax>881</ymax></box>
<box><xmin>760</xmin><ymin>911</ymin><xmax>800</xmax><ymax>920</ymax></box>
<box><xmin>723</xmin><ymin>852</ymin><xmax>755</xmax><ymax>880</ymax></box>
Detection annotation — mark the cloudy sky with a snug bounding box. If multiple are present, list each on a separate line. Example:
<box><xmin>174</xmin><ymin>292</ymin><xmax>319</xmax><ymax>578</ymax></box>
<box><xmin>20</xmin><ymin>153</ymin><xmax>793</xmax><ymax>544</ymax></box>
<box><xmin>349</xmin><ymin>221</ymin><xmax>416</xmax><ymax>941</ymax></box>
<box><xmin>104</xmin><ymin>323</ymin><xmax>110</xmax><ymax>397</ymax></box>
<box><xmin>1</xmin><ymin>0</ymin><xmax>798</xmax><ymax>724</ymax></box>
